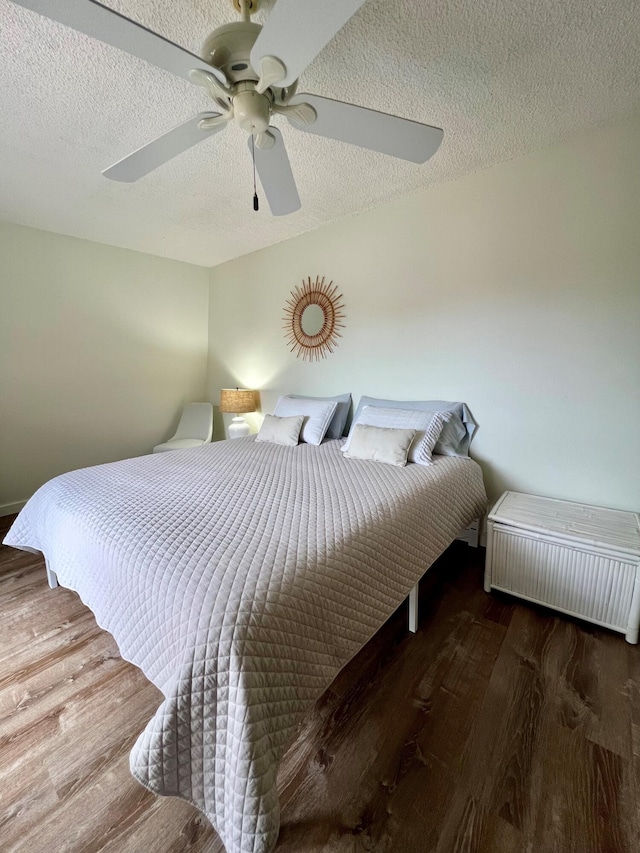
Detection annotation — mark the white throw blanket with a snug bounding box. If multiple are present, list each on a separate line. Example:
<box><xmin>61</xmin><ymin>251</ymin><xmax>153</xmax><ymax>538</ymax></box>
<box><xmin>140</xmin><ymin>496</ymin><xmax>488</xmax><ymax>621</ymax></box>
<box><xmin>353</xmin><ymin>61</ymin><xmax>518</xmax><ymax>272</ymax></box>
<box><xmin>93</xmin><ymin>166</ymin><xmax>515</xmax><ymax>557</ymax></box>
<box><xmin>4</xmin><ymin>437</ymin><xmax>486</xmax><ymax>853</ymax></box>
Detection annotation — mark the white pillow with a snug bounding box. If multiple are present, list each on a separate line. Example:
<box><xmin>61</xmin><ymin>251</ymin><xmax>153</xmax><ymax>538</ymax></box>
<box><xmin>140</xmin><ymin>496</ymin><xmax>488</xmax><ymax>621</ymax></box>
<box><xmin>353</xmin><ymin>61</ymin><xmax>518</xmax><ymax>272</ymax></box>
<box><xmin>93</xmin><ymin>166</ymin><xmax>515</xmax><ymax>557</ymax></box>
<box><xmin>414</xmin><ymin>411</ymin><xmax>450</xmax><ymax>465</ymax></box>
<box><xmin>273</xmin><ymin>396</ymin><xmax>338</xmax><ymax>446</ymax></box>
<box><xmin>343</xmin><ymin>424</ymin><xmax>416</xmax><ymax>467</ymax></box>
<box><xmin>342</xmin><ymin>406</ymin><xmax>450</xmax><ymax>465</ymax></box>
<box><xmin>255</xmin><ymin>414</ymin><xmax>304</xmax><ymax>446</ymax></box>
<box><xmin>287</xmin><ymin>393</ymin><xmax>351</xmax><ymax>439</ymax></box>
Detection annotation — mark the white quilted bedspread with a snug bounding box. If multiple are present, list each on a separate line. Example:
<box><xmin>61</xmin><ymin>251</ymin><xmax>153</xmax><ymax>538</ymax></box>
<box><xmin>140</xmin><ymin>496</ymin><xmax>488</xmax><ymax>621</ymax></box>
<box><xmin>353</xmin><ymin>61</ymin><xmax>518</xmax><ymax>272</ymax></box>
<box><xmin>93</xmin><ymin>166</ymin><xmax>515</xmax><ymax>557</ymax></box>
<box><xmin>4</xmin><ymin>437</ymin><xmax>486</xmax><ymax>853</ymax></box>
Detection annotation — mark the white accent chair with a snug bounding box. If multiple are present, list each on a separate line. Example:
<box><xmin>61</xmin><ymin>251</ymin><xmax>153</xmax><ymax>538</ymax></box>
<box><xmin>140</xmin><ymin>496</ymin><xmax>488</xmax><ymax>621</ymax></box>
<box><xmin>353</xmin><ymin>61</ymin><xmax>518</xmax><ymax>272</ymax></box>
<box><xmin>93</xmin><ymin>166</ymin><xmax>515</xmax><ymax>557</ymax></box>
<box><xmin>153</xmin><ymin>402</ymin><xmax>213</xmax><ymax>453</ymax></box>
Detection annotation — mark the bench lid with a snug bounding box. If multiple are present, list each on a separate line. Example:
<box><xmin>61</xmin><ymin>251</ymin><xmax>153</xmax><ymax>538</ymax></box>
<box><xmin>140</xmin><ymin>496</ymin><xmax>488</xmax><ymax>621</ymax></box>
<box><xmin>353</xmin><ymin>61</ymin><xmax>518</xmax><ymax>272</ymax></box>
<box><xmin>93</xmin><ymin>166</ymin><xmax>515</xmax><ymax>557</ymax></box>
<box><xmin>489</xmin><ymin>491</ymin><xmax>640</xmax><ymax>556</ymax></box>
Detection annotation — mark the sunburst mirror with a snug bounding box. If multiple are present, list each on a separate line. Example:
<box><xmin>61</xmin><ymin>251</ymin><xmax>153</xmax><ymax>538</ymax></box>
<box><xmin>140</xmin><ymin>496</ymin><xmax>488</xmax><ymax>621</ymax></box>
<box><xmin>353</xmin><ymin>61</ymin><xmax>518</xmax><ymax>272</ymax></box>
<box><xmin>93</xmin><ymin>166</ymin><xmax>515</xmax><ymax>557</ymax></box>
<box><xmin>283</xmin><ymin>276</ymin><xmax>346</xmax><ymax>362</ymax></box>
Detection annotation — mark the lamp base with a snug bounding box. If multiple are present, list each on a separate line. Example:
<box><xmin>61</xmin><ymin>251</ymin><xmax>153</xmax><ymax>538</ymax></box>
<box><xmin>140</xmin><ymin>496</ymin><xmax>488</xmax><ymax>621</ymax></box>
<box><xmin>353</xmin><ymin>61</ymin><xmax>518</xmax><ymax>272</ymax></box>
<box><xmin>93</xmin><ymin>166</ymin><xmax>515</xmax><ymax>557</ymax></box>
<box><xmin>228</xmin><ymin>416</ymin><xmax>250</xmax><ymax>439</ymax></box>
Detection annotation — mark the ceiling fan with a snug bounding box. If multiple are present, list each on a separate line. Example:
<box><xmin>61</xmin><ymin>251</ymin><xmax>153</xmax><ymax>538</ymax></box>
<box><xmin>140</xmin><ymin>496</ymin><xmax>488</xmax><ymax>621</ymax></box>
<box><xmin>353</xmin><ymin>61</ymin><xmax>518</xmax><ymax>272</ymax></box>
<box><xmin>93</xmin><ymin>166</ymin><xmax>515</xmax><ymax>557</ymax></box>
<box><xmin>12</xmin><ymin>0</ymin><xmax>444</xmax><ymax>215</ymax></box>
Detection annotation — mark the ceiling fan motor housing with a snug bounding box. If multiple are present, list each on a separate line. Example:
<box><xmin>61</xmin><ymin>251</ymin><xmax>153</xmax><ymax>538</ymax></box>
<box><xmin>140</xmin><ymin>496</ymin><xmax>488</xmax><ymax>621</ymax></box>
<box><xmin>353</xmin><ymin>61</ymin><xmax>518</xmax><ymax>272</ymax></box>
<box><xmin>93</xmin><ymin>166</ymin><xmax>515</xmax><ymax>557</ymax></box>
<box><xmin>201</xmin><ymin>21</ymin><xmax>261</xmax><ymax>85</ymax></box>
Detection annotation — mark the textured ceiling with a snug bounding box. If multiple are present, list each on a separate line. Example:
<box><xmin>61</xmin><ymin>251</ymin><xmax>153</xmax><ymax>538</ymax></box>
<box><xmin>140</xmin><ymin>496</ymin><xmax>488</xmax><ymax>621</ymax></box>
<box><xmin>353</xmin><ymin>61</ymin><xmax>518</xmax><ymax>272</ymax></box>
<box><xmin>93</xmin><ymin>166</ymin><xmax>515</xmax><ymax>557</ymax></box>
<box><xmin>1</xmin><ymin>0</ymin><xmax>640</xmax><ymax>267</ymax></box>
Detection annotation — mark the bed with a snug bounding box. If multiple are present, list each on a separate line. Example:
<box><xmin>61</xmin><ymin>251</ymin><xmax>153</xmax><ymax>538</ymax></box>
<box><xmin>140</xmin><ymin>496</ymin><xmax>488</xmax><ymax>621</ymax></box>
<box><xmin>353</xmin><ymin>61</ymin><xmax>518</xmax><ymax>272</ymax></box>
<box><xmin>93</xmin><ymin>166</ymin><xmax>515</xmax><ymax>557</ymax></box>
<box><xmin>4</xmin><ymin>434</ymin><xmax>486</xmax><ymax>853</ymax></box>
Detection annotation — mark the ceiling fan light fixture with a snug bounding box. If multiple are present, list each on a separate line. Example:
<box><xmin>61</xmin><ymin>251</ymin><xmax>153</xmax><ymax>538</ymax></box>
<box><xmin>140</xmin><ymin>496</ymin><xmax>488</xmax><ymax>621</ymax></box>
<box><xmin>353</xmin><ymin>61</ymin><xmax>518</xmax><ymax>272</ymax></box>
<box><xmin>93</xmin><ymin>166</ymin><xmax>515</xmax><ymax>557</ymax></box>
<box><xmin>233</xmin><ymin>88</ymin><xmax>271</xmax><ymax>134</ymax></box>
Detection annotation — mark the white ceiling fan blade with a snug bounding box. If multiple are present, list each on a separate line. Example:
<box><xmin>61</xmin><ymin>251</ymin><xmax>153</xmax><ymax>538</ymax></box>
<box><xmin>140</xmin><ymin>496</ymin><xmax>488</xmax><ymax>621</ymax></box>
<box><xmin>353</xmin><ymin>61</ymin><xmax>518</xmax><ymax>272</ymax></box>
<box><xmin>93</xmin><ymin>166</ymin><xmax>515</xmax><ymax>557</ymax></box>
<box><xmin>12</xmin><ymin>0</ymin><xmax>226</xmax><ymax>84</ymax></box>
<box><xmin>103</xmin><ymin>113</ymin><xmax>228</xmax><ymax>182</ymax></box>
<box><xmin>251</xmin><ymin>0</ymin><xmax>368</xmax><ymax>89</ymax></box>
<box><xmin>287</xmin><ymin>94</ymin><xmax>444</xmax><ymax>164</ymax></box>
<box><xmin>249</xmin><ymin>127</ymin><xmax>300</xmax><ymax>216</ymax></box>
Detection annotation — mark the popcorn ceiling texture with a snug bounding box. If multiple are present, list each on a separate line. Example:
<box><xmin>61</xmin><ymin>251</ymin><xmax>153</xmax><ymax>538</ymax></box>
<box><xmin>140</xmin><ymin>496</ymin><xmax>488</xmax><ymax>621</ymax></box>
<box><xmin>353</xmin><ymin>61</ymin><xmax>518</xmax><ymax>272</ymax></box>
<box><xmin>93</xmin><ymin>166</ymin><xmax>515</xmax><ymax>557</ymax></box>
<box><xmin>1</xmin><ymin>0</ymin><xmax>639</xmax><ymax>267</ymax></box>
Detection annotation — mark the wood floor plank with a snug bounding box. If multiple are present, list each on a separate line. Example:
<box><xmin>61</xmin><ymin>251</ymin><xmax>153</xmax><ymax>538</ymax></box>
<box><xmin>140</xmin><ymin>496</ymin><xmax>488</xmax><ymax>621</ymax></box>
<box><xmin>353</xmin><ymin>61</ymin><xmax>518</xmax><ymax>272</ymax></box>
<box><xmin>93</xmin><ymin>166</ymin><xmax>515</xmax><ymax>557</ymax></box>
<box><xmin>1</xmin><ymin>523</ymin><xmax>639</xmax><ymax>852</ymax></box>
<box><xmin>0</xmin><ymin>634</ymin><xmax>129</xmax><ymax>747</ymax></box>
<box><xmin>625</xmin><ymin>643</ymin><xmax>640</xmax><ymax>845</ymax></box>
<box><xmin>1</xmin><ymin>583</ymin><xmax>89</xmax><ymax>660</ymax></box>
<box><xmin>45</xmin><ymin>675</ymin><xmax>160</xmax><ymax>799</ymax></box>
<box><xmin>98</xmin><ymin>796</ymin><xmax>222</xmax><ymax>853</ymax></box>
<box><xmin>0</xmin><ymin>758</ymin><xmax>60</xmax><ymax>843</ymax></box>
<box><xmin>11</xmin><ymin>751</ymin><xmax>152</xmax><ymax>852</ymax></box>
<box><xmin>0</xmin><ymin>611</ymin><xmax>103</xmax><ymax>694</ymax></box>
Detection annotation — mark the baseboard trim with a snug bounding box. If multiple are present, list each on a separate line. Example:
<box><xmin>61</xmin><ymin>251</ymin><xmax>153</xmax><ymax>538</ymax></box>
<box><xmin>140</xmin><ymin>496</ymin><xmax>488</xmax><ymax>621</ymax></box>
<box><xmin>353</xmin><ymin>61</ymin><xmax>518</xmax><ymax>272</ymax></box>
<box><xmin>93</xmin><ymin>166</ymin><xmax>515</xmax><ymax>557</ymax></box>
<box><xmin>1</xmin><ymin>500</ymin><xmax>27</xmax><ymax>517</ymax></box>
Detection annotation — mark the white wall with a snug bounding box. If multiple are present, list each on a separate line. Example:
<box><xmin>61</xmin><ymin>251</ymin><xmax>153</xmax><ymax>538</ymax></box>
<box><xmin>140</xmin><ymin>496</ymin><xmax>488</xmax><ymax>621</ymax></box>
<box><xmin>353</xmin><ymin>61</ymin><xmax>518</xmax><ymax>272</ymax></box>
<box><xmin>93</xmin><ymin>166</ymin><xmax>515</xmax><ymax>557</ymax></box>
<box><xmin>0</xmin><ymin>222</ymin><xmax>209</xmax><ymax>513</ymax></box>
<box><xmin>208</xmin><ymin>114</ymin><xmax>640</xmax><ymax>512</ymax></box>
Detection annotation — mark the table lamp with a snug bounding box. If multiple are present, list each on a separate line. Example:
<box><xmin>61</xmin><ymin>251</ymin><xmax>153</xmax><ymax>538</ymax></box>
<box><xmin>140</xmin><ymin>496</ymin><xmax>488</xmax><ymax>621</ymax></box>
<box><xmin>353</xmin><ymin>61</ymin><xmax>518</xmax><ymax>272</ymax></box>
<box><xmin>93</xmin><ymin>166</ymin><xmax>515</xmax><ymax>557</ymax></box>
<box><xmin>219</xmin><ymin>388</ymin><xmax>256</xmax><ymax>439</ymax></box>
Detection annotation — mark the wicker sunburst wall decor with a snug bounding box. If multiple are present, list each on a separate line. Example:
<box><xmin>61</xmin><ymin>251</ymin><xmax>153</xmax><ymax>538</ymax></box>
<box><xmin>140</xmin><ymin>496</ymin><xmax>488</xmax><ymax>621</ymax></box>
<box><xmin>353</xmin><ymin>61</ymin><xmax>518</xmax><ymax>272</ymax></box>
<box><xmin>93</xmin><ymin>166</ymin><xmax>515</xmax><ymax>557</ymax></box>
<box><xmin>283</xmin><ymin>276</ymin><xmax>346</xmax><ymax>362</ymax></box>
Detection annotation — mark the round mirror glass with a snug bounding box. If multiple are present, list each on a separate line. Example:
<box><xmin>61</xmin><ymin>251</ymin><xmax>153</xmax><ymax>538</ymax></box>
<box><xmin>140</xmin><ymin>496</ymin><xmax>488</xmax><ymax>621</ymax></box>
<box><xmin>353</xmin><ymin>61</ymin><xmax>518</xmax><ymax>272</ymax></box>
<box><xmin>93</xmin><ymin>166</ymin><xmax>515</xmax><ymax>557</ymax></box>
<box><xmin>300</xmin><ymin>303</ymin><xmax>325</xmax><ymax>336</ymax></box>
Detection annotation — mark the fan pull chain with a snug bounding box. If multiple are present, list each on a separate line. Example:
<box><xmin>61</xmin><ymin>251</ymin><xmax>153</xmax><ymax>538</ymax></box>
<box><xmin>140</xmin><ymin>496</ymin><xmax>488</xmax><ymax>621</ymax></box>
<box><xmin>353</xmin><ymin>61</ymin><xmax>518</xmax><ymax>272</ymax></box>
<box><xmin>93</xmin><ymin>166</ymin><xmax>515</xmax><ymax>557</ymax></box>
<box><xmin>251</xmin><ymin>135</ymin><xmax>259</xmax><ymax>212</ymax></box>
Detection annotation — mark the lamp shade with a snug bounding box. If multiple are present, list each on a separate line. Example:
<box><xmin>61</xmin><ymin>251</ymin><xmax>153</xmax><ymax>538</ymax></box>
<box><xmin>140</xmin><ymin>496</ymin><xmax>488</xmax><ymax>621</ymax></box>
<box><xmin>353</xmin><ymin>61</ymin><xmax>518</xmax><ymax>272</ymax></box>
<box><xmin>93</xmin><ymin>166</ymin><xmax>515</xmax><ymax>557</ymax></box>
<box><xmin>219</xmin><ymin>388</ymin><xmax>255</xmax><ymax>414</ymax></box>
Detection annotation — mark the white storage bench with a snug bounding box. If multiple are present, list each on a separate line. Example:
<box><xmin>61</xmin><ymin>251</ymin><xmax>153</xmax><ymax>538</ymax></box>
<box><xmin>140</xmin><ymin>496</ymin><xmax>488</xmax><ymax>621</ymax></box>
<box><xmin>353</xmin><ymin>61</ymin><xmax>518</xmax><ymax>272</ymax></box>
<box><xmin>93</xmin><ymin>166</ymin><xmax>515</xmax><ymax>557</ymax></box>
<box><xmin>484</xmin><ymin>491</ymin><xmax>640</xmax><ymax>643</ymax></box>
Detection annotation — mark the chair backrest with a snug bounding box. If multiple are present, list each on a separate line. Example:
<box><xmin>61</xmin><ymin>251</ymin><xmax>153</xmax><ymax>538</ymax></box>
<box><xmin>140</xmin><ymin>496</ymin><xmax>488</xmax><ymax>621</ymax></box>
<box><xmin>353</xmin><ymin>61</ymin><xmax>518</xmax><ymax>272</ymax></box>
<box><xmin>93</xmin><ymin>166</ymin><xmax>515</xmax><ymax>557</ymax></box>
<box><xmin>173</xmin><ymin>402</ymin><xmax>213</xmax><ymax>443</ymax></box>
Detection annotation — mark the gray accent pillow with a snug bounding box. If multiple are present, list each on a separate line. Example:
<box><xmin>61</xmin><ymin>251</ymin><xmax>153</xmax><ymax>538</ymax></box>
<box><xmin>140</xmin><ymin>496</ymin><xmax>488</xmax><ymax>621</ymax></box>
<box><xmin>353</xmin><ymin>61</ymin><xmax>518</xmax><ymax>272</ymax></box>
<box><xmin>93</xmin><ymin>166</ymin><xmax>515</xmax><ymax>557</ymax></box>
<box><xmin>350</xmin><ymin>396</ymin><xmax>478</xmax><ymax>456</ymax></box>
<box><xmin>287</xmin><ymin>393</ymin><xmax>352</xmax><ymax>439</ymax></box>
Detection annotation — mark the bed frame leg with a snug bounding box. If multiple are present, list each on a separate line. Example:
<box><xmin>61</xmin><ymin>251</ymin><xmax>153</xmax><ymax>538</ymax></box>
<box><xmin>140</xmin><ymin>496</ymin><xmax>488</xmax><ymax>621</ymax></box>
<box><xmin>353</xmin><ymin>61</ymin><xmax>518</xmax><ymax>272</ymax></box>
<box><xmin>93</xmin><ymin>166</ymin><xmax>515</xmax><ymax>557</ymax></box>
<box><xmin>408</xmin><ymin>583</ymin><xmax>419</xmax><ymax>633</ymax></box>
<box><xmin>45</xmin><ymin>559</ymin><xmax>58</xmax><ymax>589</ymax></box>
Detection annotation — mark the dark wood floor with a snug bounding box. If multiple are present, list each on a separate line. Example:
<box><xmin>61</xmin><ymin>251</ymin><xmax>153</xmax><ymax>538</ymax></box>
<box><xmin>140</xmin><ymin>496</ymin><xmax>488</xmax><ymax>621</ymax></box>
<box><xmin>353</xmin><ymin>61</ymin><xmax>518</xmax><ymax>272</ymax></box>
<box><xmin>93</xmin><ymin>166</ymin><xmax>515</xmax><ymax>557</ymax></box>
<box><xmin>1</xmin><ymin>513</ymin><xmax>639</xmax><ymax>853</ymax></box>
